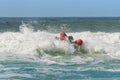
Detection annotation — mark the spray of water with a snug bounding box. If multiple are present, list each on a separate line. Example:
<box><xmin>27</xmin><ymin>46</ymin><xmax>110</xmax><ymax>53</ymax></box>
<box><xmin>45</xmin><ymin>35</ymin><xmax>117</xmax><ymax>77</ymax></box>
<box><xmin>0</xmin><ymin>23</ymin><xmax>119</xmax><ymax>62</ymax></box>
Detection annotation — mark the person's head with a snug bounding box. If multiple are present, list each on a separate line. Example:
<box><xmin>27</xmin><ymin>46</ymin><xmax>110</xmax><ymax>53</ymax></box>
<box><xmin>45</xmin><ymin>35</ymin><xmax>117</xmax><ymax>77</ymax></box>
<box><xmin>60</xmin><ymin>31</ymin><xmax>66</xmax><ymax>40</ymax></box>
<box><xmin>68</xmin><ymin>36</ymin><xmax>74</xmax><ymax>41</ymax></box>
<box><xmin>75</xmin><ymin>39</ymin><xmax>83</xmax><ymax>46</ymax></box>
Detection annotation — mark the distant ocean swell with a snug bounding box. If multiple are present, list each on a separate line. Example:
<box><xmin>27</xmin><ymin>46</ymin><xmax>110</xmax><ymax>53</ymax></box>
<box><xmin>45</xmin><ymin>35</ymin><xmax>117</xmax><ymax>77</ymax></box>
<box><xmin>0</xmin><ymin>17</ymin><xmax>120</xmax><ymax>32</ymax></box>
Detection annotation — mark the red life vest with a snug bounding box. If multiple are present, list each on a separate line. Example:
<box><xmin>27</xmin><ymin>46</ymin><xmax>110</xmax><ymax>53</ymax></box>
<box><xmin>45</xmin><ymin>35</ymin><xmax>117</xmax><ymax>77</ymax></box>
<box><xmin>75</xmin><ymin>39</ymin><xmax>83</xmax><ymax>46</ymax></box>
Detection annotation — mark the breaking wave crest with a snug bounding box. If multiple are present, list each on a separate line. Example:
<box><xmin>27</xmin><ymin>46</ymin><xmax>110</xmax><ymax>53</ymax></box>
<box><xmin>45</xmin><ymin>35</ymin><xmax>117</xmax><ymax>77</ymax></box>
<box><xmin>0</xmin><ymin>23</ymin><xmax>119</xmax><ymax>61</ymax></box>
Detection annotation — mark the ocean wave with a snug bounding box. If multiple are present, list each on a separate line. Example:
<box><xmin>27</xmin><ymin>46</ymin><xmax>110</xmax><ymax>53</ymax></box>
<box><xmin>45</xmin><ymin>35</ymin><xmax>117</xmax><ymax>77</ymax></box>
<box><xmin>0</xmin><ymin>24</ymin><xmax>119</xmax><ymax>60</ymax></box>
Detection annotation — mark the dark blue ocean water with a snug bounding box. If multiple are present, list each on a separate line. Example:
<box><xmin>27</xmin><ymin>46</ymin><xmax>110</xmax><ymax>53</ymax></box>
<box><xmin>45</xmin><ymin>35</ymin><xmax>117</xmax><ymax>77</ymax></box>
<box><xmin>0</xmin><ymin>17</ymin><xmax>120</xmax><ymax>32</ymax></box>
<box><xmin>0</xmin><ymin>17</ymin><xmax>120</xmax><ymax>80</ymax></box>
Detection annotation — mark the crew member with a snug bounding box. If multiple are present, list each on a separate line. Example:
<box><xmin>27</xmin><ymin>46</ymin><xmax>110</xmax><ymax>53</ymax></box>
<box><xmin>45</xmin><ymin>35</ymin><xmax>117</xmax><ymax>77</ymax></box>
<box><xmin>75</xmin><ymin>39</ymin><xmax>83</xmax><ymax>46</ymax></box>
<box><xmin>60</xmin><ymin>31</ymin><xmax>67</xmax><ymax>40</ymax></box>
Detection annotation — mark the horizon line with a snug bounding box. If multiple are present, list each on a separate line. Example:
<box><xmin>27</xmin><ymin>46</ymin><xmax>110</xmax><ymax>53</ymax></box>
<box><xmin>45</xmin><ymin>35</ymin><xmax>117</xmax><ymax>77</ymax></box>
<box><xmin>0</xmin><ymin>16</ymin><xmax>120</xmax><ymax>18</ymax></box>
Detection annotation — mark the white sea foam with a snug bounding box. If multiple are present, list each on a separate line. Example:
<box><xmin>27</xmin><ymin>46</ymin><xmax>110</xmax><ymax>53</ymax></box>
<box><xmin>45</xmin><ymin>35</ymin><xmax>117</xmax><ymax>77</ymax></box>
<box><xmin>0</xmin><ymin>72</ymin><xmax>32</xmax><ymax>79</ymax></box>
<box><xmin>0</xmin><ymin>24</ymin><xmax>119</xmax><ymax>60</ymax></box>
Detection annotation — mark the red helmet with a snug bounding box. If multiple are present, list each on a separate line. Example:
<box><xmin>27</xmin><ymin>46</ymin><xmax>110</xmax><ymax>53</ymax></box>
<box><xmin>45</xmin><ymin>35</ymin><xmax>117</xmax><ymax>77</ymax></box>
<box><xmin>75</xmin><ymin>39</ymin><xmax>83</xmax><ymax>45</ymax></box>
<box><xmin>60</xmin><ymin>31</ymin><xmax>66</xmax><ymax>40</ymax></box>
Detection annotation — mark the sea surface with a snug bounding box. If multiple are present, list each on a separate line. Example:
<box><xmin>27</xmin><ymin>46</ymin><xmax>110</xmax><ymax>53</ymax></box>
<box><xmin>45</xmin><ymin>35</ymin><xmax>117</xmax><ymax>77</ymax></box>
<box><xmin>0</xmin><ymin>17</ymin><xmax>120</xmax><ymax>80</ymax></box>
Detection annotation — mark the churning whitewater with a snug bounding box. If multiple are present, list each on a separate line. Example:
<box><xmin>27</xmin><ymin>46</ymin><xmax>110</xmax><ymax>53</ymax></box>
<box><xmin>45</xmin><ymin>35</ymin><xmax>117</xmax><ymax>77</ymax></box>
<box><xmin>0</xmin><ymin>17</ymin><xmax>120</xmax><ymax>80</ymax></box>
<box><xmin>0</xmin><ymin>24</ymin><xmax>120</xmax><ymax>59</ymax></box>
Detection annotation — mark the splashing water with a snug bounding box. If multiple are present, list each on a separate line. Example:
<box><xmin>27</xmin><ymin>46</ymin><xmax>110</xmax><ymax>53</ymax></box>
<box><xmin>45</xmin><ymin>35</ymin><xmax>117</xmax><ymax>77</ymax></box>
<box><xmin>0</xmin><ymin>22</ymin><xmax>120</xmax><ymax>80</ymax></box>
<box><xmin>0</xmin><ymin>23</ymin><xmax>119</xmax><ymax>59</ymax></box>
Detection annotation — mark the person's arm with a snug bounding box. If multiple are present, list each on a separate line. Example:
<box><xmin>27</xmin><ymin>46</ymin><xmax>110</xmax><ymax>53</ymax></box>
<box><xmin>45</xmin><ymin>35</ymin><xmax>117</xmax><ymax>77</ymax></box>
<box><xmin>64</xmin><ymin>33</ymin><xmax>69</xmax><ymax>41</ymax></box>
<box><xmin>64</xmin><ymin>33</ymin><xmax>67</xmax><ymax>37</ymax></box>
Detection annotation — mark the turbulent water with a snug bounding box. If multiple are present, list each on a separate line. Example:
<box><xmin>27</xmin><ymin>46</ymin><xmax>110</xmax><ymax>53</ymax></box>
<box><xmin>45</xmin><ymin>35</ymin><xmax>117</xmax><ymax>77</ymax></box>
<box><xmin>0</xmin><ymin>17</ymin><xmax>120</xmax><ymax>80</ymax></box>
